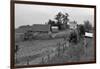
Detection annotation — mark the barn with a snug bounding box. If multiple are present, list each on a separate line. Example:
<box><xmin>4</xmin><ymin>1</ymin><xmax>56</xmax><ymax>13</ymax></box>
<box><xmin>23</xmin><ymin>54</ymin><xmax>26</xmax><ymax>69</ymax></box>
<box><xmin>31</xmin><ymin>24</ymin><xmax>59</xmax><ymax>33</ymax></box>
<box><xmin>31</xmin><ymin>24</ymin><xmax>51</xmax><ymax>33</ymax></box>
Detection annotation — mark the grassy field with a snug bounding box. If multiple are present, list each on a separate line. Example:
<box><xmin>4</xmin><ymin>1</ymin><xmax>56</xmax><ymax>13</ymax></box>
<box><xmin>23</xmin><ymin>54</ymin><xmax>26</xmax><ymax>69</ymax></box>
<box><xmin>46</xmin><ymin>37</ymin><xmax>95</xmax><ymax>64</ymax></box>
<box><xmin>15</xmin><ymin>30</ymin><xmax>95</xmax><ymax>66</ymax></box>
<box><xmin>15</xmin><ymin>37</ymin><xmax>64</xmax><ymax>65</ymax></box>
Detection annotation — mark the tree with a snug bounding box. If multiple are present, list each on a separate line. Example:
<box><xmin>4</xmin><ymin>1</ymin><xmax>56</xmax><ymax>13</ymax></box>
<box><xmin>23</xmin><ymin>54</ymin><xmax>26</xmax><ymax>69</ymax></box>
<box><xmin>55</xmin><ymin>12</ymin><xmax>63</xmax><ymax>24</ymax></box>
<box><xmin>55</xmin><ymin>12</ymin><xmax>69</xmax><ymax>30</ymax></box>
<box><xmin>84</xmin><ymin>20</ymin><xmax>92</xmax><ymax>32</ymax></box>
<box><xmin>63</xmin><ymin>13</ymin><xmax>69</xmax><ymax>24</ymax></box>
<box><xmin>69</xmin><ymin>30</ymin><xmax>78</xmax><ymax>44</ymax></box>
<box><xmin>62</xmin><ymin>13</ymin><xmax>69</xmax><ymax>29</ymax></box>
<box><xmin>48</xmin><ymin>19</ymin><xmax>55</xmax><ymax>26</ymax></box>
<box><xmin>78</xmin><ymin>24</ymin><xmax>85</xmax><ymax>37</ymax></box>
<box><xmin>55</xmin><ymin>12</ymin><xmax>63</xmax><ymax>30</ymax></box>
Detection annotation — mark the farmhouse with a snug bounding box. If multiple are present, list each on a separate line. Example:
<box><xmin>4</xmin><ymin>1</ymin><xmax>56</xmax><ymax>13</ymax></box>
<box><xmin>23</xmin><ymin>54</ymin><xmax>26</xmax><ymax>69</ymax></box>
<box><xmin>68</xmin><ymin>21</ymin><xmax>77</xmax><ymax>29</ymax></box>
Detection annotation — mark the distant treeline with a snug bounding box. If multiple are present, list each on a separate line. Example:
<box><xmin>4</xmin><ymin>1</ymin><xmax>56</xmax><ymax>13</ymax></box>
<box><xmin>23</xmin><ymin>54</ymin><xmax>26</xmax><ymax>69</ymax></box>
<box><xmin>15</xmin><ymin>12</ymin><xmax>93</xmax><ymax>33</ymax></box>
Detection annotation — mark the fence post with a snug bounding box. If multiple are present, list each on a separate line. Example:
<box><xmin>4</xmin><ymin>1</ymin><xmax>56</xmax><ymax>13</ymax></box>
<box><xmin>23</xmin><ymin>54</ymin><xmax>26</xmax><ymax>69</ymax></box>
<box><xmin>41</xmin><ymin>57</ymin><xmax>44</xmax><ymax>64</ymax></box>
<box><xmin>61</xmin><ymin>41</ymin><xmax>66</xmax><ymax>54</ymax></box>
<box><xmin>26</xmin><ymin>57</ymin><xmax>30</xmax><ymax>65</ymax></box>
<box><xmin>58</xmin><ymin>44</ymin><xmax>61</xmax><ymax>56</ymax></box>
<box><xmin>47</xmin><ymin>54</ymin><xmax>50</xmax><ymax>64</ymax></box>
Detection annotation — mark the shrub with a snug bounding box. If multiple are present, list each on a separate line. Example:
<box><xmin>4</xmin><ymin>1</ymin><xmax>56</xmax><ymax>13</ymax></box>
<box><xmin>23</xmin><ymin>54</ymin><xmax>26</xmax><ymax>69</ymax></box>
<box><xmin>69</xmin><ymin>30</ymin><xmax>78</xmax><ymax>44</ymax></box>
<box><xmin>24</xmin><ymin>30</ymin><xmax>34</xmax><ymax>40</ymax></box>
<box><xmin>84</xmin><ymin>20</ymin><xmax>92</xmax><ymax>32</ymax></box>
<box><xmin>67</xmin><ymin>41</ymin><xmax>85</xmax><ymax>61</ymax></box>
<box><xmin>78</xmin><ymin>24</ymin><xmax>85</xmax><ymax>36</ymax></box>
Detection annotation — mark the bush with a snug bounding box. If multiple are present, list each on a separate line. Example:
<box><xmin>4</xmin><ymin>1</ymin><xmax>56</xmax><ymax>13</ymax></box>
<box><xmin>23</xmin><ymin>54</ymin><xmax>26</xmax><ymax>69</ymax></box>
<box><xmin>84</xmin><ymin>20</ymin><xmax>92</xmax><ymax>32</ymax></box>
<box><xmin>78</xmin><ymin>24</ymin><xmax>85</xmax><ymax>37</ymax></box>
<box><xmin>24</xmin><ymin>30</ymin><xmax>34</xmax><ymax>40</ymax></box>
<box><xmin>67</xmin><ymin>41</ymin><xmax>85</xmax><ymax>61</ymax></box>
<box><xmin>15</xmin><ymin>33</ymin><xmax>24</xmax><ymax>43</ymax></box>
<box><xmin>69</xmin><ymin>30</ymin><xmax>78</xmax><ymax>44</ymax></box>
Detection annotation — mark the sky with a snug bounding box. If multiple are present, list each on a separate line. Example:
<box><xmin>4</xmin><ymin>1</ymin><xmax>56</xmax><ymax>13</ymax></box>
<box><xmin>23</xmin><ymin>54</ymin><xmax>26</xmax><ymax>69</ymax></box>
<box><xmin>15</xmin><ymin>4</ymin><xmax>94</xmax><ymax>28</ymax></box>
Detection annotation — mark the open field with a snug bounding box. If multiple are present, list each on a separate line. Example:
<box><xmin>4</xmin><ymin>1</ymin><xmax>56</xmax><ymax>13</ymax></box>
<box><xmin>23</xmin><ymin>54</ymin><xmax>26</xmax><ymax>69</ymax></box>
<box><xmin>15</xmin><ymin>28</ymin><xmax>94</xmax><ymax>66</ymax></box>
<box><xmin>15</xmin><ymin>37</ymin><xmax>64</xmax><ymax>65</ymax></box>
<box><xmin>46</xmin><ymin>37</ymin><xmax>95</xmax><ymax>64</ymax></box>
<box><xmin>15</xmin><ymin>34</ymin><xmax>94</xmax><ymax>66</ymax></box>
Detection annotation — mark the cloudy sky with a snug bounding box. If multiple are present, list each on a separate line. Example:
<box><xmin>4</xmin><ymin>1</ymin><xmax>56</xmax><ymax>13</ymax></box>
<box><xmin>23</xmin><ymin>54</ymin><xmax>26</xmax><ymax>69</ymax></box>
<box><xmin>15</xmin><ymin>4</ymin><xmax>94</xmax><ymax>28</ymax></box>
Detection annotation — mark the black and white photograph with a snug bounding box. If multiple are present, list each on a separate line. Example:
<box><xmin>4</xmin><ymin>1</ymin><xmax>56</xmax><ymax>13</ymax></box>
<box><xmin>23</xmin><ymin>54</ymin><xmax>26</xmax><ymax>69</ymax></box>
<box><xmin>12</xmin><ymin>1</ymin><xmax>96</xmax><ymax>68</ymax></box>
